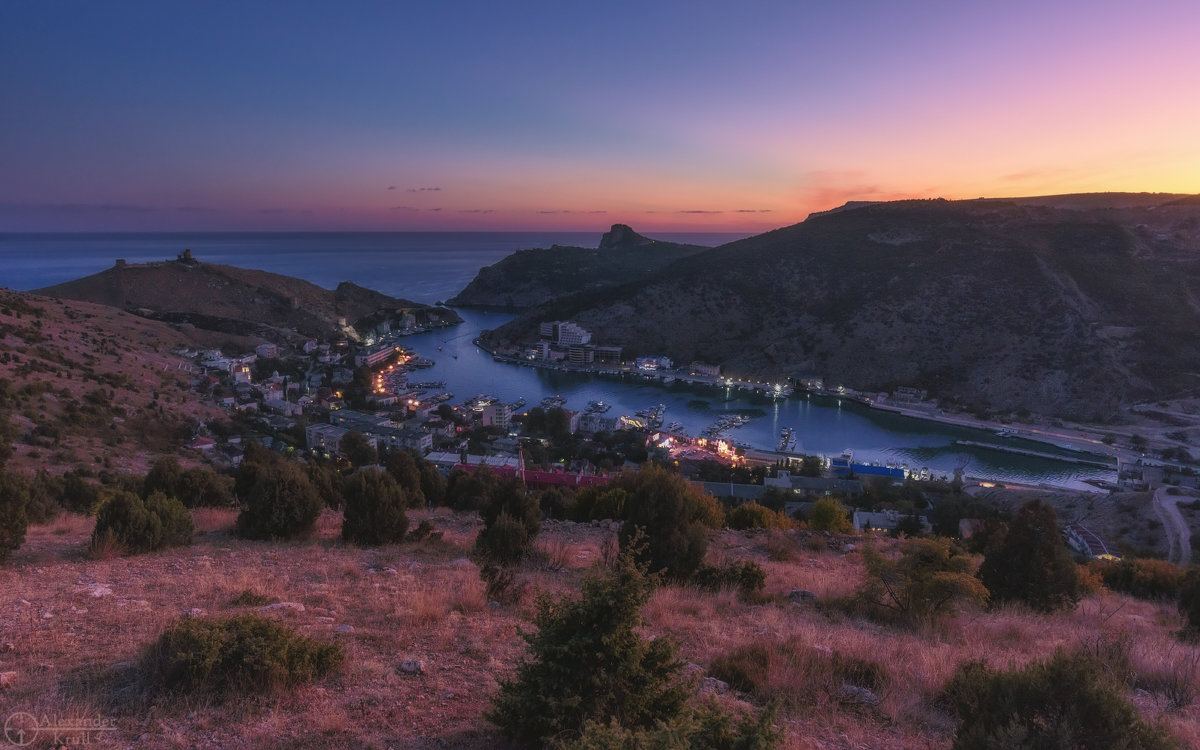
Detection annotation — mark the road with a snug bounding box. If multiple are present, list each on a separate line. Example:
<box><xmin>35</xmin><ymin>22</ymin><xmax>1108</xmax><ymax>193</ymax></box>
<box><xmin>1153</xmin><ymin>487</ymin><xmax>1192</xmax><ymax>566</ymax></box>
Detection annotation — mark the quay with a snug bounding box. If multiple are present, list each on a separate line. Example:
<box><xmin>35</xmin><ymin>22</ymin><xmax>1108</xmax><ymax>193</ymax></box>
<box><xmin>952</xmin><ymin>439</ymin><xmax>1116</xmax><ymax>469</ymax></box>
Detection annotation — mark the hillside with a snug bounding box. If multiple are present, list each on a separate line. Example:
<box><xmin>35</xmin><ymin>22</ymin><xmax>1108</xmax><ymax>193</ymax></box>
<box><xmin>37</xmin><ymin>253</ymin><xmax>461</xmax><ymax>342</ymax></box>
<box><xmin>447</xmin><ymin>224</ymin><xmax>710</xmax><ymax>310</ymax></box>
<box><xmin>0</xmin><ymin>289</ymin><xmax>226</xmax><ymax>475</ymax></box>
<box><xmin>3</xmin><ymin>509</ymin><xmax>1198</xmax><ymax>748</ymax></box>
<box><xmin>483</xmin><ymin>195</ymin><xmax>1200</xmax><ymax>421</ymax></box>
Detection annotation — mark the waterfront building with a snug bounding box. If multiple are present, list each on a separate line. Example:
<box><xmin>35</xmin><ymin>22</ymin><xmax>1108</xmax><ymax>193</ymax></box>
<box><xmin>355</xmin><ymin>343</ymin><xmax>402</xmax><ymax>368</ymax></box>
<box><xmin>636</xmin><ymin>355</ymin><xmax>673</xmax><ymax>371</ymax></box>
<box><xmin>568</xmin><ymin>345</ymin><xmax>595</xmax><ymax>365</ymax></box>
<box><xmin>481</xmin><ymin>402</ymin><xmax>512</xmax><ymax>429</ymax></box>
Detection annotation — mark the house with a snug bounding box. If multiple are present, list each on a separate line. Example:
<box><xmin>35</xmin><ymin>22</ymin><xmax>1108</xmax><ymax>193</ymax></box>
<box><xmin>307</xmin><ymin>423</ymin><xmax>349</xmax><ymax>455</ymax></box>
<box><xmin>255</xmin><ymin>343</ymin><xmax>279</xmax><ymax>359</ymax></box>
<box><xmin>852</xmin><ymin>509</ymin><xmax>932</xmax><ymax>535</ymax></box>
<box><xmin>189</xmin><ymin>436</ymin><xmax>216</xmax><ymax>451</ymax></box>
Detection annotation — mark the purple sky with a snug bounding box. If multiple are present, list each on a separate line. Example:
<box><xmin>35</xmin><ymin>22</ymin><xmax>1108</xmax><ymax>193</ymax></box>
<box><xmin>2</xmin><ymin>1</ymin><xmax>1198</xmax><ymax>232</ymax></box>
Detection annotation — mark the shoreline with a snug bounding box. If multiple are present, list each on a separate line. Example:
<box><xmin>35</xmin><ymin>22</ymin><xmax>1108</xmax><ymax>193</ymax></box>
<box><xmin>471</xmin><ymin>334</ymin><xmax>1130</xmax><ymax>471</ymax></box>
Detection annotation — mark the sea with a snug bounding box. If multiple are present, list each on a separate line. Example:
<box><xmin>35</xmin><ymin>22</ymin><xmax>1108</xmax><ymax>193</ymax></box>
<box><xmin>0</xmin><ymin>231</ymin><xmax>1116</xmax><ymax>490</ymax></box>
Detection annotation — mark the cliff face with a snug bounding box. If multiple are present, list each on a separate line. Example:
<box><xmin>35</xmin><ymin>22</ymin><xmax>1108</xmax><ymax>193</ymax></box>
<box><xmin>447</xmin><ymin>225</ymin><xmax>709</xmax><ymax>310</ymax></box>
<box><xmin>484</xmin><ymin>196</ymin><xmax>1200</xmax><ymax>420</ymax></box>
<box><xmin>37</xmin><ymin>258</ymin><xmax>460</xmax><ymax>341</ymax></box>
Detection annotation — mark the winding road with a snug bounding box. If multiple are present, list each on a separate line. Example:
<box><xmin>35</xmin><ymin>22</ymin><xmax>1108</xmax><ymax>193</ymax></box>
<box><xmin>1153</xmin><ymin>487</ymin><xmax>1192</xmax><ymax>566</ymax></box>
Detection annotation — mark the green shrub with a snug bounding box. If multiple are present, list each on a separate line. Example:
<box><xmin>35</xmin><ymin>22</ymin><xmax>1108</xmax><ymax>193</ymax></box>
<box><xmin>143</xmin><ymin>614</ymin><xmax>343</xmax><ymax>694</ymax></box>
<box><xmin>977</xmin><ymin>500</ymin><xmax>1081</xmax><ymax>612</ymax></box>
<box><xmin>476</xmin><ymin>511</ymin><xmax>531</xmax><ymax>564</ymax></box>
<box><xmin>22</xmin><ymin>469</ymin><xmax>63</xmax><ymax>524</ymax></box>
<box><xmin>857</xmin><ymin>537</ymin><xmax>989</xmax><ymax>626</ymax></box>
<box><xmin>90</xmin><ymin>490</ymin><xmax>193</xmax><ymax>555</ymax></box>
<box><xmin>726</xmin><ymin>502</ymin><xmax>791</xmax><ymax>531</ymax></box>
<box><xmin>229</xmin><ymin>589</ymin><xmax>276</xmax><ymax>607</ymax></box>
<box><xmin>617</xmin><ymin>465</ymin><xmax>711</xmax><ymax>581</ymax></box>
<box><xmin>236</xmin><ymin>461</ymin><xmax>322</xmax><ymax>540</ymax></box>
<box><xmin>693</xmin><ymin>561</ymin><xmax>767</xmax><ymax>597</ymax></box>
<box><xmin>1096</xmin><ymin>557</ymin><xmax>1185</xmax><ymax>601</ymax></box>
<box><xmin>475</xmin><ymin>478</ymin><xmax>540</xmax><ymax>564</ymax></box>
<box><xmin>341</xmin><ymin>469</ymin><xmax>409</xmax><ymax>545</ymax></box>
<box><xmin>567</xmin><ymin>700</ymin><xmax>779</xmax><ymax>750</ymax></box>
<box><xmin>0</xmin><ymin>474</ymin><xmax>29</xmax><ymax>561</ymax></box>
<box><xmin>808</xmin><ymin>496</ymin><xmax>853</xmax><ymax>534</ymax></box>
<box><xmin>1179</xmin><ymin>569</ymin><xmax>1200</xmax><ymax>634</ymax></box>
<box><xmin>487</xmin><ymin>550</ymin><xmax>688</xmax><ymax>745</ymax></box>
<box><xmin>944</xmin><ymin>650</ymin><xmax>1174</xmax><ymax>749</ymax></box>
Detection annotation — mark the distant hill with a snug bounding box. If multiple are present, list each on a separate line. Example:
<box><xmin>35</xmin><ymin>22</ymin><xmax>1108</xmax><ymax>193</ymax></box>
<box><xmin>447</xmin><ymin>224</ymin><xmax>710</xmax><ymax>310</ymax></box>
<box><xmin>484</xmin><ymin>195</ymin><xmax>1200</xmax><ymax>420</ymax></box>
<box><xmin>37</xmin><ymin>253</ymin><xmax>460</xmax><ymax>341</ymax></box>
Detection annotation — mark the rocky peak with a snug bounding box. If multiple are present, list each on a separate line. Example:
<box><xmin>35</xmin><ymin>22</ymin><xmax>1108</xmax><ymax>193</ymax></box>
<box><xmin>599</xmin><ymin>224</ymin><xmax>653</xmax><ymax>250</ymax></box>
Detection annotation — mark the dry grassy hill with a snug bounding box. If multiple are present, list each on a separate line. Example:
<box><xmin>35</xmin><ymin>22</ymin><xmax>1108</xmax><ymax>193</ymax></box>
<box><xmin>37</xmin><ymin>254</ymin><xmax>460</xmax><ymax>342</ymax></box>
<box><xmin>0</xmin><ymin>289</ymin><xmax>226</xmax><ymax>475</ymax></box>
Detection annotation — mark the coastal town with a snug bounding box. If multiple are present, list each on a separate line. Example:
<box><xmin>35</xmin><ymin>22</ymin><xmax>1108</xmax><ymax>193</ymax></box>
<box><xmin>171</xmin><ymin>304</ymin><xmax>1199</xmax><ymax>546</ymax></box>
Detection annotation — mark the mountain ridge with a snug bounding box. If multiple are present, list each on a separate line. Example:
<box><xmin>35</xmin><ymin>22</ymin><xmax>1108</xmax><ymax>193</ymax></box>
<box><xmin>480</xmin><ymin>194</ymin><xmax>1200</xmax><ymax>420</ymax></box>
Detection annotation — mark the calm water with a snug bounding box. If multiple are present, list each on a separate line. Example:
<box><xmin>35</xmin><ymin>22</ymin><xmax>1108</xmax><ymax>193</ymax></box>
<box><xmin>0</xmin><ymin>232</ymin><xmax>1114</xmax><ymax>489</ymax></box>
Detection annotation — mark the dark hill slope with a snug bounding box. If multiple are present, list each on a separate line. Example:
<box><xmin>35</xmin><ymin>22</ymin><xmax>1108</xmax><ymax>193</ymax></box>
<box><xmin>37</xmin><ymin>256</ymin><xmax>459</xmax><ymax>341</ymax></box>
<box><xmin>447</xmin><ymin>224</ymin><xmax>710</xmax><ymax>310</ymax></box>
<box><xmin>485</xmin><ymin>197</ymin><xmax>1200</xmax><ymax>420</ymax></box>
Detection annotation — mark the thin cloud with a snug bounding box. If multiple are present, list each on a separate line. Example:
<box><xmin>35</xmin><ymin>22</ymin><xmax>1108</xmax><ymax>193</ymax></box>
<box><xmin>407</xmin><ymin>187</ymin><xmax>442</xmax><ymax>193</ymax></box>
<box><xmin>459</xmin><ymin>209</ymin><xmax>494</xmax><ymax>214</ymax></box>
<box><xmin>176</xmin><ymin>206</ymin><xmax>219</xmax><ymax>214</ymax></box>
<box><xmin>258</xmin><ymin>208</ymin><xmax>314</xmax><ymax>215</ymax></box>
<box><xmin>734</xmin><ymin>209</ymin><xmax>773</xmax><ymax>213</ymax></box>
<box><xmin>678</xmin><ymin>210</ymin><xmax>724</xmax><ymax>215</ymax></box>
<box><xmin>0</xmin><ymin>202</ymin><xmax>158</xmax><ymax>214</ymax></box>
<box><xmin>387</xmin><ymin>186</ymin><xmax>396</xmax><ymax>190</ymax></box>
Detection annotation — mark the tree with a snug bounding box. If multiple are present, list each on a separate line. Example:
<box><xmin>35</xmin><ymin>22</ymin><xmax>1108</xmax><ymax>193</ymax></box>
<box><xmin>340</xmin><ymin>430</ymin><xmax>377</xmax><ymax>468</ymax></box>
<box><xmin>418</xmin><ymin>461</ymin><xmax>445</xmax><ymax>507</ymax></box>
<box><xmin>808</xmin><ymin>496</ymin><xmax>854</xmax><ymax>534</ymax></box>
<box><xmin>143</xmin><ymin>455</ymin><xmax>183</xmax><ymax>498</ymax></box>
<box><xmin>857</xmin><ymin>538</ymin><xmax>988</xmax><ymax>626</ymax></box>
<box><xmin>799</xmin><ymin>455</ymin><xmax>823</xmax><ymax>478</ymax></box>
<box><xmin>617</xmin><ymin>465</ymin><xmax>712</xmax><ymax>581</ymax></box>
<box><xmin>342</xmin><ymin>469</ymin><xmax>409</xmax><ymax>545</ymax></box>
<box><xmin>236</xmin><ymin>461</ymin><xmax>323</xmax><ymax>540</ymax></box>
<box><xmin>487</xmin><ymin>548</ymin><xmax>688</xmax><ymax>745</ymax></box>
<box><xmin>0</xmin><ymin>473</ymin><xmax>29</xmax><ymax>561</ymax></box>
<box><xmin>977</xmin><ymin>500</ymin><xmax>1080</xmax><ymax>612</ymax></box>
<box><xmin>385</xmin><ymin>450</ymin><xmax>425</xmax><ymax>506</ymax></box>
<box><xmin>476</xmin><ymin>478</ymin><xmax>540</xmax><ymax>563</ymax></box>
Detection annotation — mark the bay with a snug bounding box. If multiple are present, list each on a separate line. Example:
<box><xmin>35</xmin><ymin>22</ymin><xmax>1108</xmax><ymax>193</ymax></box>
<box><xmin>0</xmin><ymin>232</ymin><xmax>1114</xmax><ymax>489</ymax></box>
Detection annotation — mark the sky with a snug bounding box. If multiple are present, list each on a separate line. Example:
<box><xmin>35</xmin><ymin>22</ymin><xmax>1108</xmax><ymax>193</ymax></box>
<box><xmin>2</xmin><ymin>0</ymin><xmax>1199</xmax><ymax>233</ymax></box>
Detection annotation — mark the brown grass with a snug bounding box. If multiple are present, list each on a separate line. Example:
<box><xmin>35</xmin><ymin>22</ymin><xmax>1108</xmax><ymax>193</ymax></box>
<box><xmin>2</xmin><ymin>513</ymin><xmax>1198</xmax><ymax>748</ymax></box>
